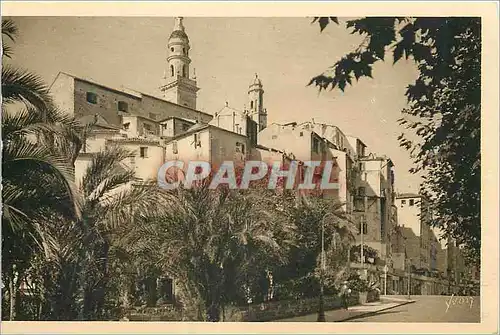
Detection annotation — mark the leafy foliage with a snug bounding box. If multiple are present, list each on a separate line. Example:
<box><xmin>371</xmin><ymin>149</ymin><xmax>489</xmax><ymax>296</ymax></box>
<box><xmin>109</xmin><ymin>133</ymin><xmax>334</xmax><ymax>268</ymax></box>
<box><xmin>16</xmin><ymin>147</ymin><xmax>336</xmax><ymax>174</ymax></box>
<box><xmin>1</xmin><ymin>19</ymin><xmax>17</xmax><ymax>59</ymax></box>
<box><xmin>310</xmin><ymin>17</ymin><xmax>481</xmax><ymax>265</ymax></box>
<box><xmin>346</xmin><ymin>273</ymin><xmax>370</xmax><ymax>293</ymax></box>
<box><xmin>273</xmin><ymin>195</ymin><xmax>356</xmax><ymax>300</ymax></box>
<box><xmin>1</xmin><ymin>18</ymin><xmax>84</xmax><ymax>321</ymax></box>
<box><xmin>123</xmin><ymin>180</ymin><xmax>291</xmax><ymax>321</ymax></box>
<box><xmin>349</xmin><ymin>244</ymin><xmax>379</xmax><ymax>264</ymax></box>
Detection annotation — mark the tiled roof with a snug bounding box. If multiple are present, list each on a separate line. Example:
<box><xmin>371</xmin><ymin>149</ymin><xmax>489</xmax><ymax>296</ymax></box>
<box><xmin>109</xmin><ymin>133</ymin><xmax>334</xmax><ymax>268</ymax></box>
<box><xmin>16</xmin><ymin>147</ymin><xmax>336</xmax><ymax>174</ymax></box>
<box><xmin>78</xmin><ymin>115</ymin><xmax>120</xmax><ymax>130</ymax></box>
<box><xmin>107</xmin><ymin>137</ymin><xmax>161</xmax><ymax>146</ymax></box>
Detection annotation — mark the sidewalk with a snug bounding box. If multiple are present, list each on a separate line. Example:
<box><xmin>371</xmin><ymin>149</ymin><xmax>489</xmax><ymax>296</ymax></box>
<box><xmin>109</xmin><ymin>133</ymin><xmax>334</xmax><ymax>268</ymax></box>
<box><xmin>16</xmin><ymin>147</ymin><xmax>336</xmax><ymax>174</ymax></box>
<box><xmin>275</xmin><ymin>296</ymin><xmax>415</xmax><ymax>322</ymax></box>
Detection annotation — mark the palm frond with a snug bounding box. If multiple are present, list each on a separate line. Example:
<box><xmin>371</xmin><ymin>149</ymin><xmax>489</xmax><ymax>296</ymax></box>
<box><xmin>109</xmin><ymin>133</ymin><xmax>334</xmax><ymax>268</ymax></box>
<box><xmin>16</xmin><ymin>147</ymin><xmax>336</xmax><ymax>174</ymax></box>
<box><xmin>2</xmin><ymin>44</ymin><xmax>13</xmax><ymax>59</ymax></box>
<box><xmin>2</xmin><ymin>65</ymin><xmax>53</xmax><ymax>112</ymax></box>
<box><xmin>2</xmin><ymin>19</ymin><xmax>18</xmax><ymax>42</ymax></box>
<box><xmin>2</xmin><ymin>137</ymin><xmax>81</xmax><ymax>227</ymax></box>
<box><xmin>2</xmin><ymin>105</ymin><xmax>73</xmax><ymax>141</ymax></box>
<box><xmin>81</xmin><ymin>146</ymin><xmax>134</xmax><ymax>198</ymax></box>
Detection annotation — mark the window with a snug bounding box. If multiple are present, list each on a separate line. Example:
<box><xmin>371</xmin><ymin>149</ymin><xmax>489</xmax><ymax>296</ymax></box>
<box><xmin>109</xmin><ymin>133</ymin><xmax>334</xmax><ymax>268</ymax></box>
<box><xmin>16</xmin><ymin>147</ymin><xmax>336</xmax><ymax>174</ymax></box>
<box><xmin>182</xmin><ymin>65</ymin><xmax>186</xmax><ymax>77</ymax></box>
<box><xmin>236</xmin><ymin>142</ymin><xmax>245</xmax><ymax>154</ymax></box>
<box><xmin>140</xmin><ymin>147</ymin><xmax>148</xmax><ymax>158</ymax></box>
<box><xmin>359</xmin><ymin>162</ymin><xmax>365</xmax><ymax>171</ymax></box>
<box><xmin>182</xmin><ymin>123</ymin><xmax>190</xmax><ymax>132</ymax></box>
<box><xmin>409</xmin><ymin>199</ymin><xmax>415</xmax><ymax>206</ymax></box>
<box><xmin>354</xmin><ymin>198</ymin><xmax>364</xmax><ymax>211</ymax></box>
<box><xmin>358</xmin><ymin>187</ymin><xmax>366</xmax><ymax>196</ymax></box>
<box><xmin>123</xmin><ymin>122</ymin><xmax>130</xmax><ymax>130</ymax></box>
<box><xmin>312</xmin><ymin>137</ymin><xmax>320</xmax><ymax>153</ymax></box>
<box><xmin>299</xmin><ymin>131</ymin><xmax>304</xmax><ymax>137</ymax></box>
<box><xmin>359</xmin><ymin>146</ymin><xmax>366</xmax><ymax>157</ymax></box>
<box><xmin>183</xmin><ymin>47</ymin><xmax>186</xmax><ymax>55</ymax></box>
<box><xmin>357</xmin><ymin>223</ymin><xmax>368</xmax><ymax>235</ymax></box>
<box><xmin>170</xmin><ymin>65</ymin><xmax>174</xmax><ymax>77</ymax></box>
<box><xmin>402</xmin><ymin>200</ymin><xmax>406</xmax><ymax>205</ymax></box>
<box><xmin>149</xmin><ymin>113</ymin><xmax>158</xmax><ymax>120</ymax></box>
<box><xmin>357</xmin><ymin>215</ymin><xmax>368</xmax><ymax>235</ymax></box>
<box><xmin>172</xmin><ymin>141</ymin><xmax>178</xmax><ymax>154</ymax></box>
<box><xmin>117</xmin><ymin>101</ymin><xmax>128</xmax><ymax>113</ymax></box>
<box><xmin>363</xmin><ymin>172</ymin><xmax>368</xmax><ymax>181</ymax></box>
<box><xmin>171</xmin><ymin>47</ymin><xmax>174</xmax><ymax>52</ymax></box>
<box><xmin>194</xmin><ymin>133</ymin><xmax>201</xmax><ymax>148</ymax></box>
<box><xmin>250</xmin><ymin>101</ymin><xmax>254</xmax><ymax>109</ymax></box>
<box><xmin>143</xmin><ymin>123</ymin><xmax>152</xmax><ymax>131</ymax></box>
<box><xmin>86</xmin><ymin>92</ymin><xmax>98</xmax><ymax>104</ymax></box>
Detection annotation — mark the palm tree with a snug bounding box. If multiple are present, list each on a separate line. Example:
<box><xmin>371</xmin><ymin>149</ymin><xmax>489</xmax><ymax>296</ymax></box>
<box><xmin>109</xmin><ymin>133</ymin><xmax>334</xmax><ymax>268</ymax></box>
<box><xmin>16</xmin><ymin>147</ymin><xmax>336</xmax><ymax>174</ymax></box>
<box><xmin>271</xmin><ymin>194</ymin><xmax>356</xmax><ymax>300</ymax></box>
<box><xmin>72</xmin><ymin>145</ymin><xmax>167</xmax><ymax>320</ymax></box>
<box><xmin>125</xmin><ymin>181</ymin><xmax>291</xmax><ymax>321</ymax></box>
<box><xmin>1</xmin><ymin>19</ymin><xmax>81</xmax><ymax>320</ymax></box>
<box><xmin>16</xmin><ymin>143</ymin><xmax>166</xmax><ymax>321</ymax></box>
<box><xmin>319</xmin><ymin>200</ymin><xmax>357</xmax><ymax>289</ymax></box>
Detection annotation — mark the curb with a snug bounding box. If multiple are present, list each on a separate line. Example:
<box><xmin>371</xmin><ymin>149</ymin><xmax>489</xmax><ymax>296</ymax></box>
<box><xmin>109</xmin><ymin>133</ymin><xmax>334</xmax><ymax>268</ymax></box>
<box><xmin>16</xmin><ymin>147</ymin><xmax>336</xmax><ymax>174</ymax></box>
<box><xmin>337</xmin><ymin>299</ymin><xmax>416</xmax><ymax>322</ymax></box>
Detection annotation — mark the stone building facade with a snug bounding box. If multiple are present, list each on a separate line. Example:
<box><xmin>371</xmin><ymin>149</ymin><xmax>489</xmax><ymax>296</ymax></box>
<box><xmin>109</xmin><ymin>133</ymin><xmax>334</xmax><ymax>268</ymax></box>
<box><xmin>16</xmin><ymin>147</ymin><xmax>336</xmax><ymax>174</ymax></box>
<box><xmin>48</xmin><ymin>17</ymin><xmax>475</xmax><ymax>300</ymax></box>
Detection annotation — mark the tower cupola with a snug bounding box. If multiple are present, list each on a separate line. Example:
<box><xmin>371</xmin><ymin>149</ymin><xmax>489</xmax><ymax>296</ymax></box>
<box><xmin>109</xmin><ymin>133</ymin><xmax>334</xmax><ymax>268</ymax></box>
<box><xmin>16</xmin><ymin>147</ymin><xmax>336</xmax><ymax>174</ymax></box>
<box><xmin>160</xmin><ymin>17</ymin><xmax>199</xmax><ymax>109</ymax></box>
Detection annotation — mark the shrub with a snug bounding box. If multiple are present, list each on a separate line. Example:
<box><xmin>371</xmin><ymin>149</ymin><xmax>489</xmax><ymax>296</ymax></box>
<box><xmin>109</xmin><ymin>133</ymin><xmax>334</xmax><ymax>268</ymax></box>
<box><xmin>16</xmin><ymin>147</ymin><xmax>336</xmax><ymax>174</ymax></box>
<box><xmin>347</xmin><ymin>274</ymin><xmax>369</xmax><ymax>293</ymax></box>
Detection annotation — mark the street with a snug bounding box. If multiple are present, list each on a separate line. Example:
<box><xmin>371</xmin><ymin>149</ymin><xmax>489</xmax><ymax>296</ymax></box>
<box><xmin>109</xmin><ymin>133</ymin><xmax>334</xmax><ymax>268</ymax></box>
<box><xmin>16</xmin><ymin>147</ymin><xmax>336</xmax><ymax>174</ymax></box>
<box><xmin>346</xmin><ymin>295</ymin><xmax>480</xmax><ymax>323</ymax></box>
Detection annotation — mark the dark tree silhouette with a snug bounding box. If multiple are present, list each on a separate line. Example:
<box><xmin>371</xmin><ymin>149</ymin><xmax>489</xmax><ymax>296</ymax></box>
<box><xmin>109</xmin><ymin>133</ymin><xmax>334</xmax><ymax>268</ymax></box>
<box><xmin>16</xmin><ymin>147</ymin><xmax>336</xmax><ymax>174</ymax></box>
<box><xmin>310</xmin><ymin>17</ymin><xmax>481</xmax><ymax>266</ymax></box>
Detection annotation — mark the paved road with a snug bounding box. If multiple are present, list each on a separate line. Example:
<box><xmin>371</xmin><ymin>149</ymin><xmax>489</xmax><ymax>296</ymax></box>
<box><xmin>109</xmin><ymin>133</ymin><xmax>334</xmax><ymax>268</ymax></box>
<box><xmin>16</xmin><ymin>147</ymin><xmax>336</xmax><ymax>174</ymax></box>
<box><xmin>346</xmin><ymin>295</ymin><xmax>480</xmax><ymax>323</ymax></box>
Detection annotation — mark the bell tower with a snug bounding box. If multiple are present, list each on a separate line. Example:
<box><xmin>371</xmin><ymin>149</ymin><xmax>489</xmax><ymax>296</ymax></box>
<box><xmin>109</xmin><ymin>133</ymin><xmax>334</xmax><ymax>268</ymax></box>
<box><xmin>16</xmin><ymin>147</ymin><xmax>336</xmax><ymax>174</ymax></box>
<box><xmin>247</xmin><ymin>73</ymin><xmax>267</xmax><ymax>131</ymax></box>
<box><xmin>160</xmin><ymin>17</ymin><xmax>200</xmax><ymax>109</ymax></box>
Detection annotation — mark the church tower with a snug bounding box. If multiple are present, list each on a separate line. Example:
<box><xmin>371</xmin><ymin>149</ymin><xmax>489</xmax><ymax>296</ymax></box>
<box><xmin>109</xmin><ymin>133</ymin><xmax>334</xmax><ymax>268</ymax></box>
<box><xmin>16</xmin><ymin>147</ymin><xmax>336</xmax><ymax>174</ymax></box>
<box><xmin>247</xmin><ymin>74</ymin><xmax>267</xmax><ymax>131</ymax></box>
<box><xmin>160</xmin><ymin>17</ymin><xmax>199</xmax><ymax>109</ymax></box>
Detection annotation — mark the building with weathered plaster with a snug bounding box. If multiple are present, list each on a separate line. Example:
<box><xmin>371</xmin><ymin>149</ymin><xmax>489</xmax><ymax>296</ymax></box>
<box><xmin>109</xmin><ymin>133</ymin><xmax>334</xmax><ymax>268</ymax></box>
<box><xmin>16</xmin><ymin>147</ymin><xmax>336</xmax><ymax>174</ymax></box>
<box><xmin>210</xmin><ymin>103</ymin><xmax>259</xmax><ymax>147</ymax></box>
<box><xmin>352</xmin><ymin>154</ymin><xmax>396</xmax><ymax>263</ymax></box>
<box><xmin>163</xmin><ymin>123</ymin><xmax>249</xmax><ymax>170</ymax></box>
<box><xmin>395</xmin><ymin>193</ymin><xmax>433</xmax><ymax>271</ymax></box>
<box><xmin>258</xmin><ymin>121</ymin><xmax>345</xmax><ymax>204</ymax></box>
<box><xmin>50</xmin><ymin>72</ymin><xmax>212</xmax><ymax>129</ymax></box>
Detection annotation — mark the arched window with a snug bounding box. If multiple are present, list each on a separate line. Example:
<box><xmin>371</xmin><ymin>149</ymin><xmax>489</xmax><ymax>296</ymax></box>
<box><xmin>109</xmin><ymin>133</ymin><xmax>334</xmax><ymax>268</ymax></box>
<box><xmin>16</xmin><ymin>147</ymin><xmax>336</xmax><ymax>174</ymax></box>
<box><xmin>182</xmin><ymin>65</ymin><xmax>186</xmax><ymax>77</ymax></box>
<box><xmin>170</xmin><ymin>65</ymin><xmax>174</xmax><ymax>77</ymax></box>
<box><xmin>250</xmin><ymin>101</ymin><xmax>254</xmax><ymax>109</ymax></box>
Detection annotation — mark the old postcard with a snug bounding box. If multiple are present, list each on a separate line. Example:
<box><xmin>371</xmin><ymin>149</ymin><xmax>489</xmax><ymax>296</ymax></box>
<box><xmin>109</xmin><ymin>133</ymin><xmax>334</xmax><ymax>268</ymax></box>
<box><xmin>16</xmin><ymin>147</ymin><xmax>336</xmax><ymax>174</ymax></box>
<box><xmin>1</xmin><ymin>1</ymin><xmax>498</xmax><ymax>334</ymax></box>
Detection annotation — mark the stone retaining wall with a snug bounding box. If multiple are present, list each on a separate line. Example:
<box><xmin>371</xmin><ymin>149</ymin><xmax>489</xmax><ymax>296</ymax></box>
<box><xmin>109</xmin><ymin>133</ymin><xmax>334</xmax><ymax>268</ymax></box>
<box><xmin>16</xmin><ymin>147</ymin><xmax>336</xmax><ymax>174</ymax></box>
<box><xmin>125</xmin><ymin>294</ymin><xmax>361</xmax><ymax>322</ymax></box>
<box><xmin>225</xmin><ymin>294</ymin><xmax>360</xmax><ymax>321</ymax></box>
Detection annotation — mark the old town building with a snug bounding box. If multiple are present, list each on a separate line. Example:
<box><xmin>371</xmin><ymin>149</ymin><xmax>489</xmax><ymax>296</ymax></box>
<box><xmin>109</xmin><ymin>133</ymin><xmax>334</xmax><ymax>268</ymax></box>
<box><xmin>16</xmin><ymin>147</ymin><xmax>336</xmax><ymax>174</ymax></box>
<box><xmin>48</xmin><ymin>17</ymin><xmax>475</xmax><ymax>298</ymax></box>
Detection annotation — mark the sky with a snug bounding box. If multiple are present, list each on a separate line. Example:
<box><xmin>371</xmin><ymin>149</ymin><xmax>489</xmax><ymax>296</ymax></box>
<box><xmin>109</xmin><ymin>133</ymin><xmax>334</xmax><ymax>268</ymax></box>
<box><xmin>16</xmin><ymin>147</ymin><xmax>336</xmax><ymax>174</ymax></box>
<box><xmin>5</xmin><ymin>16</ymin><xmax>422</xmax><ymax>193</ymax></box>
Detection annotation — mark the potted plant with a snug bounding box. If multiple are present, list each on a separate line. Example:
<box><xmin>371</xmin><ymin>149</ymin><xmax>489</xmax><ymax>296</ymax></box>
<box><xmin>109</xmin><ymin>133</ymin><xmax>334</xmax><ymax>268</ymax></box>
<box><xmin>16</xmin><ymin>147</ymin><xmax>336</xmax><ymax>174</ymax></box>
<box><xmin>347</xmin><ymin>274</ymin><xmax>370</xmax><ymax>304</ymax></box>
